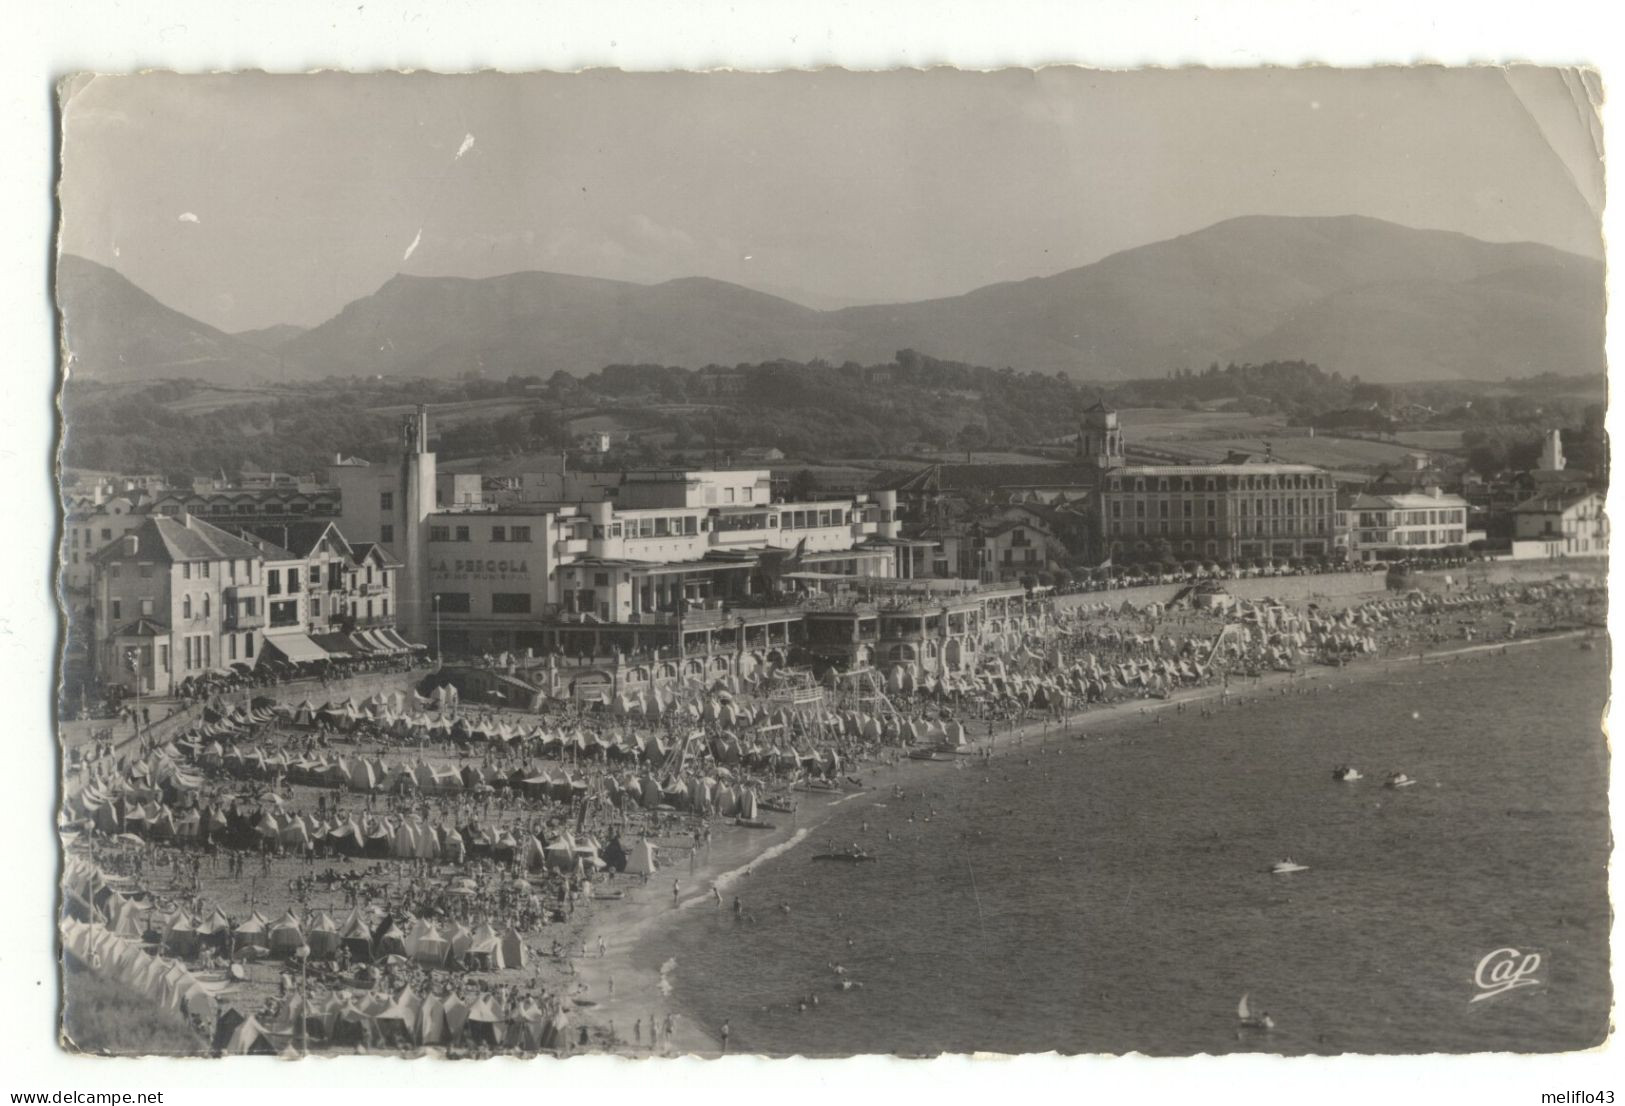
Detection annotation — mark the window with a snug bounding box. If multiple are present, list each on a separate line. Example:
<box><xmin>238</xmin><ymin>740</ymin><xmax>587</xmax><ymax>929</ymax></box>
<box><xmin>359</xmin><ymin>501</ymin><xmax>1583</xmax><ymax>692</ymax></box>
<box><xmin>594</xmin><ymin>572</ymin><xmax>610</xmax><ymax>587</ymax></box>
<box><xmin>430</xmin><ymin>526</ymin><xmax>450</xmax><ymax>542</ymax></box>
<box><xmin>202</xmin><ymin>594</ymin><xmax>210</xmax><ymax>619</ymax></box>
<box><xmin>492</xmin><ymin>526</ymin><xmax>507</xmax><ymax>542</ymax></box>
<box><xmin>455</xmin><ymin>526</ymin><xmax>470</xmax><ymax>542</ymax></box>
<box><xmin>492</xmin><ymin>593</ymin><xmax>532</xmax><ymax>614</ymax></box>
<box><xmin>183</xmin><ymin>595</ymin><xmax>193</xmax><ymax>619</ymax></box>
<box><xmin>380</xmin><ymin>491</ymin><xmax>394</xmax><ymax>511</ymax></box>
<box><xmin>245</xmin><ymin>632</ymin><xmax>254</xmax><ymax>658</ymax></box>
<box><xmin>510</xmin><ymin>526</ymin><xmax>531</xmax><ymax>542</ymax></box>
<box><xmin>101</xmin><ymin>528</ymin><xmax>111</xmax><ymax>540</ymax></box>
<box><xmin>310</xmin><ymin>596</ymin><xmax>322</xmax><ymax>617</ymax></box>
<box><xmin>201</xmin><ymin>562</ymin><xmax>210</xmax><ymax>578</ymax></box>
<box><xmin>183</xmin><ymin>562</ymin><xmax>192</xmax><ymax>580</ymax></box>
<box><xmin>138</xmin><ymin>563</ymin><xmax>153</xmax><ymax>578</ymax></box>
<box><xmin>228</xmin><ymin>635</ymin><xmax>237</xmax><ymax>661</ymax></box>
<box><xmin>381</xmin><ymin>598</ymin><xmax>389</xmax><ymax>618</ymax></box>
<box><xmin>270</xmin><ymin>600</ymin><xmax>299</xmax><ymax>627</ymax></box>
<box><xmin>184</xmin><ymin>638</ymin><xmax>193</xmax><ymax>670</ymax></box>
<box><xmin>268</xmin><ymin>569</ymin><xmax>282</xmax><ymax>595</ymax></box>
<box><xmin>289</xmin><ymin>568</ymin><xmax>302</xmax><ymax>592</ymax></box>
<box><xmin>725</xmin><ymin>488</ymin><xmax>735</xmax><ymax>503</ymax></box>
<box><xmin>434</xmin><ymin>592</ymin><xmax>471</xmax><ymax>614</ymax></box>
<box><xmin>158</xmin><ymin>644</ymin><xmax>169</xmax><ymax>672</ymax></box>
<box><xmin>111</xmin><ymin>599</ymin><xmax>121</xmax><ymax>620</ymax></box>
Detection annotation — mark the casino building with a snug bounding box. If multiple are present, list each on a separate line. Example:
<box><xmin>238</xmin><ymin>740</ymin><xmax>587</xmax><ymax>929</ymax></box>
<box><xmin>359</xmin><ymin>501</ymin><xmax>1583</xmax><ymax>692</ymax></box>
<box><xmin>330</xmin><ymin>408</ymin><xmax>995</xmax><ymax>683</ymax></box>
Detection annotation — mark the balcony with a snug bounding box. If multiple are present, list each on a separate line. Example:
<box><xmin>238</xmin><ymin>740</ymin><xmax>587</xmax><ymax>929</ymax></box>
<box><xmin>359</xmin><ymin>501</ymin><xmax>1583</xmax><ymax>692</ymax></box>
<box><xmin>222</xmin><ymin>585</ymin><xmax>267</xmax><ymax>630</ymax></box>
<box><xmin>555</xmin><ymin>538</ymin><xmax>590</xmax><ymax>556</ymax></box>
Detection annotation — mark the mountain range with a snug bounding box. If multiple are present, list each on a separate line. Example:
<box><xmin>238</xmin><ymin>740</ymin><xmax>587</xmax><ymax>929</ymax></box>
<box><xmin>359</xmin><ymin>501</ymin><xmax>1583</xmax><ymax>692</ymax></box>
<box><xmin>57</xmin><ymin>215</ymin><xmax>1605</xmax><ymax>386</ymax></box>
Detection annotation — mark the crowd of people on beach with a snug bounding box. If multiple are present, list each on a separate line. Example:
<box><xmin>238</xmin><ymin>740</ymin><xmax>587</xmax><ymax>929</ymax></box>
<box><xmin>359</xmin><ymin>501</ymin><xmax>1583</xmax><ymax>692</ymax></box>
<box><xmin>59</xmin><ymin>569</ymin><xmax>1605</xmax><ymax>1055</ymax></box>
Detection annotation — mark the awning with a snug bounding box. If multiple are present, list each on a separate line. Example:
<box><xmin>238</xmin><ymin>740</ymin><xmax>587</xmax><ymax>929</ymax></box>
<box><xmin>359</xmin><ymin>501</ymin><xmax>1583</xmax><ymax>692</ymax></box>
<box><xmin>311</xmin><ymin>633</ymin><xmax>358</xmax><ymax>657</ymax></box>
<box><xmin>347</xmin><ymin>633</ymin><xmax>380</xmax><ymax>655</ymax></box>
<box><xmin>262</xmin><ymin>632</ymin><xmax>330</xmax><ymax>664</ymax></box>
<box><xmin>383</xmin><ymin>628</ymin><xmax>425</xmax><ymax>651</ymax></box>
<box><xmin>365</xmin><ymin>629</ymin><xmax>401</xmax><ymax>653</ymax></box>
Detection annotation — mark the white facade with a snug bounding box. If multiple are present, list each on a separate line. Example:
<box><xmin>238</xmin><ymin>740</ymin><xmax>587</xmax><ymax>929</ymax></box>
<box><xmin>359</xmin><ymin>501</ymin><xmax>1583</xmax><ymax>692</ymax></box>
<box><xmin>1343</xmin><ymin>489</ymin><xmax>1471</xmax><ymax>561</ymax></box>
<box><xmin>1512</xmin><ymin>491</ymin><xmax>1608</xmax><ymax>557</ymax></box>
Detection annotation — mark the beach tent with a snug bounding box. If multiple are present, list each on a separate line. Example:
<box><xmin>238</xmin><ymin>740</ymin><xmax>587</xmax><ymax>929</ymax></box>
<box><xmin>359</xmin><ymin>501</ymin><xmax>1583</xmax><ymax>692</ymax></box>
<box><xmin>418</xmin><ymin>995</ymin><xmax>450</xmax><ymax>1046</ymax></box>
<box><xmin>498</xmin><ymin>927</ymin><xmax>528</xmax><ymax>970</ymax></box>
<box><xmin>339</xmin><ymin>911</ymin><xmax>373</xmax><ymax>962</ymax></box>
<box><xmin>225</xmin><ymin>1015</ymin><xmax>280</xmax><ymax>1055</ymax></box>
<box><xmin>408</xmin><ymin>922</ymin><xmax>450</xmax><ymax>966</ymax></box>
<box><xmin>232</xmin><ymin>912</ymin><xmax>270</xmax><ymax>954</ymax></box>
<box><xmin>624</xmin><ymin>839</ymin><xmax>658</xmax><ymax>876</ymax></box>
<box><xmin>268</xmin><ymin>910</ymin><xmax>306</xmax><ymax>956</ymax></box>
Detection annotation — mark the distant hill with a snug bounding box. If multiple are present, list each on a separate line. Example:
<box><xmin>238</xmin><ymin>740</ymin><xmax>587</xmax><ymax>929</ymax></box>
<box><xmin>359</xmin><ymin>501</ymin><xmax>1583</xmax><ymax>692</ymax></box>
<box><xmin>232</xmin><ymin>322</ymin><xmax>309</xmax><ymax>350</ymax></box>
<box><xmin>278</xmin><ymin>271</ymin><xmax>847</xmax><ymax>380</ymax></box>
<box><xmin>821</xmin><ymin>215</ymin><xmax>1604</xmax><ymax>382</ymax></box>
<box><xmin>58</xmin><ymin>216</ymin><xmax>1606</xmax><ymax>385</ymax></box>
<box><xmin>54</xmin><ymin>255</ymin><xmax>297</xmax><ymax>385</ymax></box>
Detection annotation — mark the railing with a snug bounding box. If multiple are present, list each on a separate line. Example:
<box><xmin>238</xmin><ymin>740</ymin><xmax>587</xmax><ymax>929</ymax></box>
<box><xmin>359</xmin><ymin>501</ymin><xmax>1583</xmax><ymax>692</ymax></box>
<box><xmin>223</xmin><ymin>608</ymin><xmax>266</xmax><ymax>630</ymax></box>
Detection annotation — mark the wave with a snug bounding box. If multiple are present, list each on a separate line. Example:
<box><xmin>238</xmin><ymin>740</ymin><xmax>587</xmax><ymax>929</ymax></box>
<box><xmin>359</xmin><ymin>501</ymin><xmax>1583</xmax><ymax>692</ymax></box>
<box><xmin>708</xmin><ymin>828</ymin><xmax>811</xmax><ymax>894</ymax></box>
<box><xmin>659</xmin><ymin>956</ymin><xmax>678</xmax><ymax>997</ymax></box>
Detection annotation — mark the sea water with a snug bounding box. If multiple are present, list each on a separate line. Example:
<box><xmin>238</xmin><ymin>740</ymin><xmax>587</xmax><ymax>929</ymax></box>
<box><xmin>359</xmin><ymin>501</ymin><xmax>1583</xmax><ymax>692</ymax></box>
<box><xmin>646</xmin><ymin>639</ymin><xmax>1611</xmax><ymax>1056</ymax></box>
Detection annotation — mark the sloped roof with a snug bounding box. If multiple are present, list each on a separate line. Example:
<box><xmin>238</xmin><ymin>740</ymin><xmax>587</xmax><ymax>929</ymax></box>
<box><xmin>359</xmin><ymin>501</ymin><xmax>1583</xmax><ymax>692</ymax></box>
<box><xmin>93</xmin><ymin>515</ymin><xmax>266</xmax><ymax>565</ymax></box>
<box><xmin>1513</xmin><ymin>491</ymin><xmax>1600</xmax><ymax>514</ymax></box>
<box><xmin>351</xmin><ymin>542</ymin><xmax>404</xmax><ymax>568</ymax></box>
<box><xmin>235</xmin><ymin>521</ymin><xmax>351</xmax><ymax>559</ymax></box>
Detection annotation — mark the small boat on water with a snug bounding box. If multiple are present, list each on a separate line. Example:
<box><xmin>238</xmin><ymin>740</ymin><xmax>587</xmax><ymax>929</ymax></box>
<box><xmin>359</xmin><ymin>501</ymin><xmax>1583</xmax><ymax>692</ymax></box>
<box><xmin>1332</xmin><ymin>765</ymin><xmax>1363</xmax><ymax>782</ymax></box>
<box><xmin>908</xmin><ymin>748</ymin><xmax>950</xmax><ymax>762</ymax></box>
<box><xmin>733</xmin><ymin>818</ymin><xmax>777</xmax><ymax>830</ymax></box>
<box><xmin>1385</xmin><ymin>772</ymin><xmax>1418</xmax><ymax>789</ymax></box>
<box><xmin>1237</xmin><ymin>993</ymin><xmax>1275</xmax><ymax>1030</ymax></box>
<box><xmin>1271</xmin><ymin>859</ymin><xmax>1310</xmax><ymax>874</ymax></box>
<box><xmin>760</xmin><ymin>797</ymin><xmax>798</xmax><ymax>814</ymax></box>
<box><xmin>812</xmin><ymin>851</ymin><xmax>877</xmax><ymax>864</ymax></box>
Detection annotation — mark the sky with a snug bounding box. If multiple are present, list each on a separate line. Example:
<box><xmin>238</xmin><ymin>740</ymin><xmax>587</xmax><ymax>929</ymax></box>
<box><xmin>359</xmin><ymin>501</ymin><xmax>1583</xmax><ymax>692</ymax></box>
<box><xmin>57</xmin><ymin>67</ymin><xmax>1605</xmax><ymax>333</ymax></box>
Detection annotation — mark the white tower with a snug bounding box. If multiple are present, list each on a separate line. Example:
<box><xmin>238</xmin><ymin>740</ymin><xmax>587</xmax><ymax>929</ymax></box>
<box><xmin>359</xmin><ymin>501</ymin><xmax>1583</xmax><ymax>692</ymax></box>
<box><xmin>399</xmin><ymin>406</ymin><xmax>437</xmax><ymax>643</ymax></box>
<box><xmin>1541</xmin><ymin>429</ymin><xmax>1566</xmax><ymax>472</ymax></box>
<box><xmin>1078</xmin><ymin>399</ymin><xmax>1124</xmax><ymax>469</ymax></box>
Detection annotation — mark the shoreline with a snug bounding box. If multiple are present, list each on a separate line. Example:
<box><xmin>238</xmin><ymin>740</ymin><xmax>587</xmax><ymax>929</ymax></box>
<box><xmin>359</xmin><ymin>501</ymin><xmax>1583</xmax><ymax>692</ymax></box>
<box><xmin>574</xmin><ymin>624</ymin><xmax>1595</xmax><ymax>1057</ymax></box>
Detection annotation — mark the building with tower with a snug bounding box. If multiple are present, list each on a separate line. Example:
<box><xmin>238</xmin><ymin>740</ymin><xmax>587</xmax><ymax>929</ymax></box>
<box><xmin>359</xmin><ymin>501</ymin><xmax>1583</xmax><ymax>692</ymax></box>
<box><xmin>1077</xmin><ymin>399</ymin><xmax>1125</xmax><ymax>468</ymax></box>
<box><xmin>328</xmin><ymin>405</ymin><xmax>439</xmax><ymax>643</ymax></box>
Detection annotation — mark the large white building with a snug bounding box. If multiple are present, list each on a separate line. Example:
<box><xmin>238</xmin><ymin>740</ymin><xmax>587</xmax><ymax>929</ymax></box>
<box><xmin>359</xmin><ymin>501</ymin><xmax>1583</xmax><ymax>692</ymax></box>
<box><xmin>1338</xmin><ymin>488</ymin><xmax>1471</xmax><ymax>562</ymax></box>
<box><xmin>332</xmin><ymin>407</ymin><xmax>916</xmax><ymax>658</ymax></box>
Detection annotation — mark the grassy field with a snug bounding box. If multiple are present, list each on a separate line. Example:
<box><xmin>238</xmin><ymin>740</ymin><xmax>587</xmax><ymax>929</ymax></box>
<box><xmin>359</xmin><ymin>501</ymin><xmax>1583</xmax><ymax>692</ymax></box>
<box><xmin>367</xmin><ymin>397</ymin><xmax>536</xmax><ymax>425</ymax></box>
<box><xmin>1387</xmin><ymin>429</ymin><xmax>1467</xmax><ymax>451</ymax></box>
<box><xmin>1117</xmin><ymin>406</ymin><xmax>1287</xmax><ymax>441</ymax></box>
<box><xmin>160</xmin><ymin>386</ymin><xmax>286</xmax><ymax>415</ymax></box>
<box><xmin>59</xmin><ymin>962</ymin><xmax>211</xmax><ymax>1057</ymax></box>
